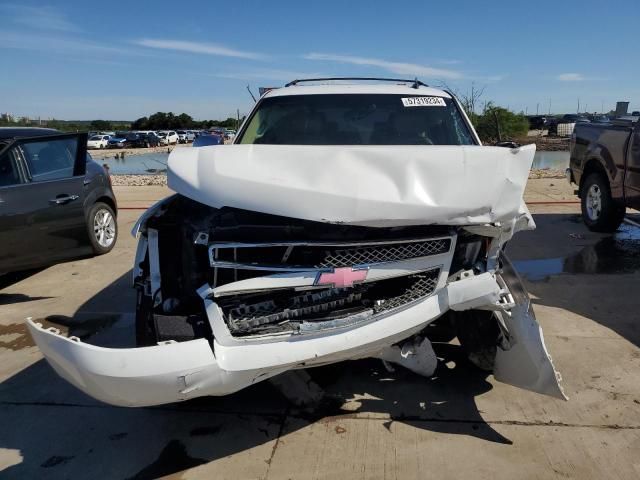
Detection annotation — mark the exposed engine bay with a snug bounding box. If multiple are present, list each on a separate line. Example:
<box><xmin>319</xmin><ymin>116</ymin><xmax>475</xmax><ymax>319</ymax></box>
<box><xmin>135</xmin><ymin>196</ymin><xmax>475</xmax><ymax>342</ymax></box>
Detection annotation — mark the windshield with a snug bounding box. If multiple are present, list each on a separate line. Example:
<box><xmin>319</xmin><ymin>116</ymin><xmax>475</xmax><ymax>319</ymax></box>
<box><xmin>238</xmin><ymin>94</ymin><xmax>475</xmax><ymax>145</ymax></box>
<box><xmin>89</xmin><ymin>135</ymin><xmax>102</xmax><ymax>140</ymax></box>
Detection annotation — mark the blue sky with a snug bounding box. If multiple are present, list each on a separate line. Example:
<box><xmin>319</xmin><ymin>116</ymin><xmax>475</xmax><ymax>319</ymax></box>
<box><xmin>1</xmin><ymin>0</ymin><xmax>639</xmax><ymax>120</ymax></box>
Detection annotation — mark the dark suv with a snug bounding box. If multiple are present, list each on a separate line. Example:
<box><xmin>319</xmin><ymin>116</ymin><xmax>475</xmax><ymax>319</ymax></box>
<box><xmin>0</xmin><ymin>128</ymin><xmax>118</xmax><ymax>274</ymax></box>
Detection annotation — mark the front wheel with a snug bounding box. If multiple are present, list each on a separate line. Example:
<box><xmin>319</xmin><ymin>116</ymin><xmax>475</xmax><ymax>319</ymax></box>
<box><xmin>87</xmin><ymin>202</ymin><xmax>117</xmax><ymax>254</ymax></box>
<box><xmin>580</xmin><ymin>173</ymin><xmax>625</xmax><ymax>232</ymax></box>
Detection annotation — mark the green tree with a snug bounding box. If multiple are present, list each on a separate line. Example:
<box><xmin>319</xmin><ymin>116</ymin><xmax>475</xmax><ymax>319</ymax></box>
<box><xmin>90</xmin><ymin>120</ymin><xmax>113</xmax><ymax>130</ymax></box>
<box><xmin>474</xmin><ymin>103</ymin><xmax>529</xmax><ymax>143</ymax></box>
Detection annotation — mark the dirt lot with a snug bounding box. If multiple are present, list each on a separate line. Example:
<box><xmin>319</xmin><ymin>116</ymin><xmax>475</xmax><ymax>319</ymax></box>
<box><xmin>1</xmin><ymin>180</ymin><xmax>639</xmax><ymax>479</ymax></box>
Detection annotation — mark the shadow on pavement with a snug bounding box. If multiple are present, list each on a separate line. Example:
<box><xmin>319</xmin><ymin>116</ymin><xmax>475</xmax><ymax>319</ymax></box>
<box><xmin>0</xmin><ymin>269</ymin><xmax>51</xmax><ymax>306</ymax></box>
<box><xmin>2</xmin><ymin>269</ymin><xmax>510</xmax><ymax>478</ymax></box>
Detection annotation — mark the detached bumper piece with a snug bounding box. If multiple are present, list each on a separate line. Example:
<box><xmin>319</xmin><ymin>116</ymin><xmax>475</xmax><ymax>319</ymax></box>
<box><xmin>25</xmin><ymin>319</ymin><xmax>271</xmax><ymax>407</ymax></box>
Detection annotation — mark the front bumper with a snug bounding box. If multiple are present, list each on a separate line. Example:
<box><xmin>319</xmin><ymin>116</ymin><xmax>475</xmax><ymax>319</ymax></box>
<box><xmin>27</xmin><ymin>265</ymin><xmax>565</xmax><ymax>407</ymax></box>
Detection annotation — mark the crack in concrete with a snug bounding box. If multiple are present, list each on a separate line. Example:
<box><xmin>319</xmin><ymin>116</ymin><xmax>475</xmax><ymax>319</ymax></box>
<box><xmin>1</xmin><ymin>401</ymin><xmax>638</xmax><ymax>430</ymax></box>
<box><xmin>264</xmin><ymin>406</ymin><xmax>289</xmax><ymax>474</ymax></box>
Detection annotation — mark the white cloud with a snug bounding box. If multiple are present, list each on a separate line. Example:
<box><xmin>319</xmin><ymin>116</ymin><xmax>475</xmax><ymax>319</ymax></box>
<box><xmin>2</xmin><ymin>4</ymin><xmax>80</xmax><ymax>32</ymax></box>
<box><xmin>303</xmin><ymin>53</ymin><xmax>462</xmax><ymax>79</ymax></box>
<box><xmin>557</xmin><ymin>73</ymin><xmax>585</xmax><ymax>81</ymax></box>
<box><xmin>206</xmin><ymin>69</ymin><xmax>322</xmax><ymax>81</ymax></box>
<box><xmin>0</xmin><ymin>31</ymin><xmax>123</xmax><ymax>55</ymax></box>
<box><xmin>135</xmin><ymin>39</ymin><xmax>267</xmax><ymax>60</ymax></box>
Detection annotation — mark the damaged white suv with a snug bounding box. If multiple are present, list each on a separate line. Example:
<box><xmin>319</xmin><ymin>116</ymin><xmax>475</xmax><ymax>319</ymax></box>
<box><xmin>28</xmin><ymin>79</ymin><xmax>565</xmax><ymax>406</ymax></box>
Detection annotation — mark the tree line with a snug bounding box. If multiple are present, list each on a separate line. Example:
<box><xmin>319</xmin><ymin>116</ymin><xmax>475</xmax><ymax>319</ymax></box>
<box><xmin>131</xmin><ymin>112</ymin><xmax>241</xmax><ymax>131</ymax></box>
<box><xmin>0</xmin><ymin>112</ymin><xmax>243</xmax><ymax>132</ymax></box>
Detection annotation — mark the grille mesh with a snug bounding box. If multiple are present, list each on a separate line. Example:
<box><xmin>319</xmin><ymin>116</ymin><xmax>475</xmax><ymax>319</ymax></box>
<box><xmin>224</xmin><ymin>268</ymin><xmax>441</xmax><ymax>333</ymax></box>
<box><xmin>373</xmin><ymin>270</ymin><xmax>440</xmax><ymax>313</ymax></box>
<box><xmin>317</xmin><ymin>239</ymin><xmax>450</xmax><ymax>268</ymax></box>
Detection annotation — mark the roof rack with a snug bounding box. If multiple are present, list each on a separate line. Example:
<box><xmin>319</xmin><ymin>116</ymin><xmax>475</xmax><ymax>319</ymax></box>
<box><xmin>284</xmin><ymin>77</ymin><xmax>428</xmax><ymax>89</ymax></box>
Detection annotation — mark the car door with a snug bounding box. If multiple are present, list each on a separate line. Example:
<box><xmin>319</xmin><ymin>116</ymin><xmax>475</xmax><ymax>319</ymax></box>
<box><xmin>0</xmin><ymin>133</ymin><xmax>89</xmax><ymax>273</ymax></box>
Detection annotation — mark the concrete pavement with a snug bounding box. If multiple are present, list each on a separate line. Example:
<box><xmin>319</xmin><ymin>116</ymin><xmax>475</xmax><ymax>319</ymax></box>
<box><xmin>1</xmin><ymin>181</ymin><xmax>639</xmax><ymax>479</ymax></box>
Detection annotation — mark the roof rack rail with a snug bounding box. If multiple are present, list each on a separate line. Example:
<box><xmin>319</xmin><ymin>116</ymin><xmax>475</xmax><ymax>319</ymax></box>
<box><xmin>285</xmin><ymin>77</ymin><xmax>428</xmax><ymax>89</ymax></box>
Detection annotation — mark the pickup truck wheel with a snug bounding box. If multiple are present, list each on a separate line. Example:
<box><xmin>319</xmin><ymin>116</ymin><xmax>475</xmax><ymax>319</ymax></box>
<box><xmin>581</xmin><ymin>173</ymin><xmax>625</xmax><ymax>232</ymax></box>
<box><xmin>450</xmin><ymin>310</ymin><xmax>500</xmax><ymax>371</ymax></box>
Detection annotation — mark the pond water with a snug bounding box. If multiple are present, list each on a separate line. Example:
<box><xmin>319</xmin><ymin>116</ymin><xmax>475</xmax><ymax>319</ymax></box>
<box><xmin>96</xmin><ymin>151</ymin><xmax>170</xmax><ymax>174</ymax></box>
<box><xmin>93</xmin><ymin>149</ymin><xmax>571</xmax><ymax>175</ymax></box>
<box><xmin>531</xmin><ymin>151</ymin><xmax>569</xmax><ymax>170</ymax></box>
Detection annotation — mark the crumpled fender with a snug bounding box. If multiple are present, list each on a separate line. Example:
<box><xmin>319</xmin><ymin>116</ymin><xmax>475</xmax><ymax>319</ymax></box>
<box><xmin>493</xmin><ymin>256</ymin><xmax>567</xmax><ymax>400</ymax></box>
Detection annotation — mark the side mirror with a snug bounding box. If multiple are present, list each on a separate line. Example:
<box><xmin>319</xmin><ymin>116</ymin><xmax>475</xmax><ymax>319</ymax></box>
<box><xmin>496</xmin><ymin>141</ymin><xmax>520</xmax><ymax>148</ymax></box>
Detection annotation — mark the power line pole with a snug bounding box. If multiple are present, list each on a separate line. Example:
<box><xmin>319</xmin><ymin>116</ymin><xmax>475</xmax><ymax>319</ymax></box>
<box><xmin>536</xmin><ymin>103</ymin><xmax>539</xmax><ymax>115</ymax></box>
<box><xmin>548</xmin><ymin>98</ymin><xmax>551</xmax><ymax>115</ymax></box>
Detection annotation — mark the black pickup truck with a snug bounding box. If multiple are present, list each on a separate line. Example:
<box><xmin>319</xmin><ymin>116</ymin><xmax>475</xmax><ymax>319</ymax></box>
<box><xmin>568</xmin><ymin>117</ymin><xmax>640</xmax><ymax>231</ymax></box>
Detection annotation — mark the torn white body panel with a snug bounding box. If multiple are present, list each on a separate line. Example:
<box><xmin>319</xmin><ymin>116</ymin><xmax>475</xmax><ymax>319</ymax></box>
<box><xmin>28</xmin><ymin>256</ymin><xmax>566</xmax><ymax>406</ymax></box>
<box><xmin>167</xmin><ymin>144</ymin><xmax>536</xmax><ymax>227</ymax></box>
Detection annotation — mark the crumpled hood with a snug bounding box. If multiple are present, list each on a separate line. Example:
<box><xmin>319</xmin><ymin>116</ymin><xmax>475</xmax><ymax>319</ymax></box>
<box><xmin>168</xmin><ymin>144</ymin><xmax>535</xmax><ymax>227</ymax></box>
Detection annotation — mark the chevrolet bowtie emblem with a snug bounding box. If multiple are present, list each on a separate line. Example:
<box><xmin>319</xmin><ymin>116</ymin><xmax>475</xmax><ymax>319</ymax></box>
<box><xmin>315</xmin><ymin>267</ymin><xmax>368</xmax><ymax>288</ymax></box>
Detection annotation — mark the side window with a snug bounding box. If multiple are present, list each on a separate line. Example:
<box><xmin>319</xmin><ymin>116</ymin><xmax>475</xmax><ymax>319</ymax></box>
<box><xmin>20</xmin><ymin>138</ymin><xmax>77</xmax><ymax>182</ymax></box>
<box><xmin>0</xmin><ymin>147</ymin><xmax>24</xmax><ymax>187</ymax></box>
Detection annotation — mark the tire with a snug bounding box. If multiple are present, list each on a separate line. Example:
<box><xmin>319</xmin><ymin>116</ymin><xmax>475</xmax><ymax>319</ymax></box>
<box><xmin>580</xmin><ymin>173</ymin><xmax>625</xmax><ymax>232</ymax></box>
<box><xmin>87</xmin><ymin>202</ymin><xmax>117</xmax><ymax>255</ymax></box>
<box><xmin>450</xmin><ymin>310</ymin><xmax>500</xmax><ymax>371</ymax></box>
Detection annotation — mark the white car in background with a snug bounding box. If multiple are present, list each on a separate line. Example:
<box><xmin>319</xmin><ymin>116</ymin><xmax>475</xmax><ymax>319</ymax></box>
<box><xmin>177</xmin><ymin>130</ymin><xmax>196</xmax><ymax>143</ymax></box>
<box><xmin>157</xmin><ymin>131</ymin><xmax>179</xmax><ymax>145</ymax></box>
<box><xmin>87</xmin><ymin>134</ymin><xmax>110</xmax><ymax>149</ymax></box>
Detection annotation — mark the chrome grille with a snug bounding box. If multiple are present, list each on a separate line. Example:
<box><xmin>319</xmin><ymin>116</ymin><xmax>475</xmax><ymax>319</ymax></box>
<box><xmin>209</xmin><ymin>237</ymin><xmax>452</xmax><ymax>272</ymax></box>
<box><xmin>317</xmin><ymin>239</ymin><xmax>451</xmax><ymax>268</ymax></box>
<box><xmin>222</xmin><ymin>268</ymin><xmax>441</xmax><ymax>334</ymax></box>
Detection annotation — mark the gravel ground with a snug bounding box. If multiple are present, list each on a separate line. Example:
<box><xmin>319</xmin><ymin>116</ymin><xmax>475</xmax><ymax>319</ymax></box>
<box><xmin>111</xmin><ymin>174</ymin><xmax>168</xmax><ymax>186</ymax></box>
<box><xmin>111</xmin><ymin>167</ymin><xmax>567</xmax><ymax>187</ymax></box>
<box><xmin>517</xmin><ymin>135</ymin><xmax>570</xmax><ymax>151</ymax></box>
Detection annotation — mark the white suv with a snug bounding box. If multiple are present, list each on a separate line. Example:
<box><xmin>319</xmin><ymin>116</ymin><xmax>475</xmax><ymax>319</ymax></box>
<box><xmin>29</xmin><ymin>78</ymin><xmax>565</xmax><ymax>407</ymax></box>
<box><xmin>158</xmin><ymin>130</ymin><xmax>178</xmax><ymax>145</ymax></box>
<box><xmin>86</xmin><ymin>134</ymin><xmax>110</xmax><ymax>149</ymax></box>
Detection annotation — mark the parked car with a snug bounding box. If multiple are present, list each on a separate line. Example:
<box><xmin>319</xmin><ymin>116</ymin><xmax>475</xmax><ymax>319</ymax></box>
<box><xmin>192</xmin><ymin>133</ymin><xmax>224</xmax><ymax>147</ymax></box>
<box><xmin>107</xmin><ymin>133</ymin><xmax>134</xmax><ymax>149</ymax></box>
<box><xmin>157</xmin><ymin>131</ymin><xmax>179</xmax><ymax>145</ymax></box>
<box><xmin>28</xmin><ymin>78</ymin><xmax>565</xmax><ymax>407</ymax></box>
<box><xmin>87</xmin><ymin>134</ymin><xmax>110</xmax><ymax>149</ymax></box>
<box><xmin>527</xmin><ymin>116</ymin><xmax>548</xmax><ymax>130</ymax></box>
<box><xmin>176</xmin><ymin>130</ymin><xmax>195</xmax><ymax>143</ymax></box>
<box><xmin>0</xmin><ymin>128</ymin><xmax>118</xmax><ymax>275</ymax></box>
<box><xmin>132</xmin><ymin>132</ymin><xmax>159</xmax><ymax>148</ymax></box>
<box><xmin>568</xmin><ymin>116</ymin><xmax>639</xmax><ymax>231</ymax></box>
